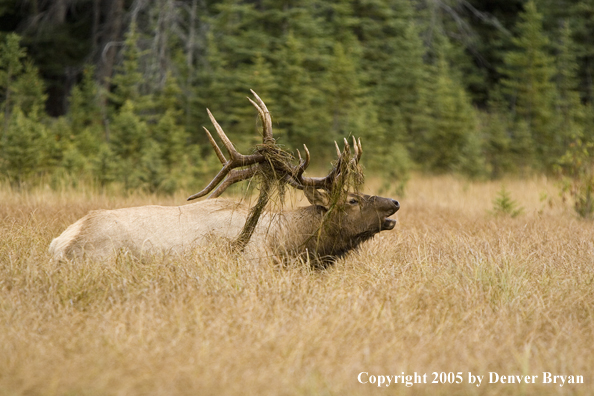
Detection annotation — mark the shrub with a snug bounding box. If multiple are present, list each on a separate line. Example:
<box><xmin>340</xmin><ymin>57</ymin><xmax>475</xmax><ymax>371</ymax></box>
<box><xmin>557</xmin><ymin>136</ymin><xmax>594</xmax><ymax>219</ymax></box>
<box><xmin>490</xmin><ymin>185</ymin><xmax>524</xmax><ymax>218</ymax></box>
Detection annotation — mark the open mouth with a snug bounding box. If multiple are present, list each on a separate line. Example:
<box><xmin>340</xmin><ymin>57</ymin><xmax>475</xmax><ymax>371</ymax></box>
<box><xmin>382</xmin><ymin>217</ymin><xmax>397</xmax><ymax>230</ymax></box>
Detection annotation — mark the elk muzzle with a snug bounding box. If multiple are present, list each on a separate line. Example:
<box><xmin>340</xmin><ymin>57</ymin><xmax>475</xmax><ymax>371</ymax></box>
<box><xmin>380</xmin><ymin>198</ymin><xmax>400</xmax><ymax>230</ymax></box>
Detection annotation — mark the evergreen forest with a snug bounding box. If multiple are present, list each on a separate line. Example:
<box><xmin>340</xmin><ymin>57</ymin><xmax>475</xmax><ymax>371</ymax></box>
<box><xmin>1</xmin><ymin>0</ymin><xmax>594</xmax><ymax>195</ymax></box>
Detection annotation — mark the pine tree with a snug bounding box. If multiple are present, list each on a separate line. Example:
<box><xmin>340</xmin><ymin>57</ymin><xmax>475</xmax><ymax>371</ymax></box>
<box><xmin>153</xmin><ymin>109</ymin><xmax>187</xmax><ymax>169</ymax></box>
<box><xmin>109</xmin><ymin>22</ymin><xmax>153</xmax><ymax>116</ymax></box>
<box><xmin>412</xmin><ymin>39</ymin><xmax>483</xmax><ymax>176</ymax></box>
<box><xmin>194</xmin><ymin>20</ymin><xmax>269</xmax><ymax>154</ymax></box>
<box><xmin>490</xmin><ymin>185</ymin><xmax>524</xmax><ymax>218</ymax></box>
<box><xmin>0</xmin><ymin>34</ymin><xmax>47</xmax><ymax>131</ymax></box>
<box><xmin>192</xmin><ymin>30</ymin><xmax>229</xmax><ymax>138</ymax></box>
<box><xmin>483</xmin><ymin>89</ymin><xmax>514</xmax><ymax>178</ymax></box>
<box><xmin>0</xmin><ymin>107</ymin><xmax>49</xmax><ymax>185</ymax></box>
<box><xmin>267</xmin><ymin>0</ymin><xmax>336</xmax><ymax>155</ymax></box>
<box><xmin>323</xmin><ymin>41</ymin><xmax>365</xmax><ymax>143</ymax></box>
<box><xmin>152</xmin><ymin>72</ymin><xmax>188</xmax><ymax>168</ymax></box>
<box><xmin>138</xmin><ymin>139</ymin><xmax>166</xmax><ymax>193</ymax></box>
<box><xmin>0</xmin><ymin>33</ymin><xmax>27</xmax><ymax>129</ymax></box>
<box><xmin>510</xmin><ymin>119</ymin><xmax>535</xmax><ymax>173</ymax></box>
<box><xmin>554</xmin><ymin>21</ymin><xmax>585</xmax><ymax>149</ymax></box>
<box><xmin>232</xmin><ymin>52</ymin><xmax>279</xmax><ymax>151</ymax></box>
<box><xmin>59</xmin><ymin>142</ymin><xmax>88</xmax><ymax>182</ymax></box>
<box><xmin>500</xmin><ymin>0</ymin><xmax>558</xmax><ymax>170</ymax></box>
<box><xmin>11</xmin><ymin>61</ymin><xmax>47</xmax><ymax>116</ymax></box>
<box><xmin>431</xmin><ymin>54</ymin><xmax>482</xmax><ymax>175</ymax></box>
<box><xmin>273</xmin><ymin>31</ymin><xmax>325</xmax><ymax>151</ymax></box>
<box><xmin>560</xmin><ymin>1</ymin><xmax>594</xmax><ymax>104</ymax></box>
<box><xmin>68</xmin><ymin>65</ymin><xmax>103</xmax><ymax>159</ymax></box>
<box><xmin>197</xmin><ymin>0</ymin><xmax>272</xmax><ymax>128</ymax></box>
<box><xmin>92</xmin><ymin>143</ymin><xmax>117</xmax><ymax>188</ymax></box>
<box><xmin>109</xmin><ymin>100</ymin><xmax>149</xmax><ymax>189</ymax></box>
<box><xmin>346</xmin><ymin>0</ymin><xmax>424</xmax><ymax>187</ymax></box>
<box><xmin>70</xmin><ymin>66</ymin><xmax>102</xmax><ymax>132</ymax></box>
<box><xmin>0</xmin><ymin>34</ymin><xmax>50</xmax><ymax>184</ymax></box>
<box><xmin>410</xmin><ymin>69</ymin><xmax>435</xmax><ymax>166</ymax></box>
<box><xmin>354</xmin><ymin>0</ymin><xmax>426</xmax><ymax>132</ymax></box>
<box><xmin>155</xmin><ymin>70</ymin><xmax>183</xmax><ymax>116</ymax></box>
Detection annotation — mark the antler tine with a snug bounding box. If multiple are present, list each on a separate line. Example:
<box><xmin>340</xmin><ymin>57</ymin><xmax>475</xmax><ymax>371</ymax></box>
<box><xmin>187</xmin><ymin>156</ymin><xmax>265</xmax><ymax>201</ymax></box>
<box><xmin>302</xmin><ymin>144</ymin><xmax>311</xmax><ymax>169</ymax></box>
<box><xmin>248</xmin><ymin>90</ymin><xmax>273</xmax><ymax>143</ymax></box>
<box><xmin>294</xmin><ymin>144</ymin><xmax>310</xmax><ymax>181</ymax></box>
<box><xmin>352</xmin><ymin>136</ymin><xmax>359</xmax><ymax>161</ymax></box>
<box><xmin>246</xmin><ymin>97</ymin><xmax>266</xmax><ymax>136</ymax></box>
<box><xmin>348</xmin><ymin>136</ymin><xmax>363</xmax><ymax>165</ymax></box>
<box><xmin>334</xmin><ymin>141</ymin><xmax>341</xmax><ymax>157</ymax></box>
<box><xmin>208</xmin><ymin>167</ymin><xmax>258</xmax><ymax>198</ymax></box>
<box><xmin>343</xmin><ymin>138</ymin><xmax>351</xmax><ymax>156</ymax></box>
<box><xmin>203</xmin><ymin>127</ymin><xmax>226</xmax><ymax>164</ymax></box>
<box><xmin>187</xmin><ymin>162</ymin><xmax>236</xmax><ymax>200</ymax></box>
<box><xmin>206</xmin><ymin>109</ymin><xmax>240</xmax><ymax>160</ymax></box>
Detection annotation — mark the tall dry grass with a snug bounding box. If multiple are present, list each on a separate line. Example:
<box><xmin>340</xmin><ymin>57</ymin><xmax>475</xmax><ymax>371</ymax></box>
<box><xmin>1</xmin><ymin>175</ymin><xmax>592</xmax><ymax>395</ymax></box>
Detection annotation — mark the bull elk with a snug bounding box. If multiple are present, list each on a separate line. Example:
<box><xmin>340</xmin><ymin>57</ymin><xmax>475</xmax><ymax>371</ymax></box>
<box><xmin>49</xmin><ymin>91</ymin><xmax>400</xmax><ymax>266</ymax></box>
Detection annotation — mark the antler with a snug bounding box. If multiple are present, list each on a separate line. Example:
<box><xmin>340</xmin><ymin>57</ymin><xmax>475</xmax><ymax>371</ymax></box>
<box><xmin>289</xmin><ymin>137</ymin><xmax>363</xmax><ymax>191</ymax></box>
<box><xmin>247</xmin><ymin>89</ymin><xmax>274</xmax><ymax>144</ymax></box>
<box><xmin>188</xmin><ymin>91</ymin><xmax>363</xmax><ymax>201</ymax></box>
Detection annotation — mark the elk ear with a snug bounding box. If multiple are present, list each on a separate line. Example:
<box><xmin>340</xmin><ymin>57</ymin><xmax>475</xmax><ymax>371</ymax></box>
<box><xmin>304</xmin><ymin>187</ymin><xmax>331</xmax><ymax>209</ymax></box>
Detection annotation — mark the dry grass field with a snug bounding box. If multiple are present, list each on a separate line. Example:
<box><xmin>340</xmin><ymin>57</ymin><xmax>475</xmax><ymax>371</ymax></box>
<box><xmin>1</xmin><ymin>175</ymin><xmax>593</xmax><ymax>395</ymax></box>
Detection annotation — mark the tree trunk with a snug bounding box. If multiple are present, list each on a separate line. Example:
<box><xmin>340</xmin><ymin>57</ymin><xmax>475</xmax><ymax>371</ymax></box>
<box><xmin>96</xmin><ymin>0</ymin><xmax>125</xmax><ymax>91</ymax></box>
<box><xmin>96</xmin><ymin>0</ymin><xmax>124</xmax><ymax>142</ymax></box>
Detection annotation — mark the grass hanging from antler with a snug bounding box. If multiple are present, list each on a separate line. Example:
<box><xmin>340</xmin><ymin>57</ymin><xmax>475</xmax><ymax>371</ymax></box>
<box><xmin>328</xmin><ymin>138</ymin><xmax>365</xmax><ymax>211</ymax></box>
<box><xmin>233</xmin><ymin>141</ymin><xmax>293</xmax><ymax>251</ymax></box>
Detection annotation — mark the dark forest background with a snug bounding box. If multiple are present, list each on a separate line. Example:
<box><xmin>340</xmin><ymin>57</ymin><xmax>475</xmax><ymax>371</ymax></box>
<box><xmin>1</xmin><ymin>0</ymin><xmax>594</xmax><ymax>197</ymax></box>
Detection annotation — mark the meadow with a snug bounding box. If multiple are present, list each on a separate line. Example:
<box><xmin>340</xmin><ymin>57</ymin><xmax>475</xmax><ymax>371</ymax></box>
<box><xmin>1</xmin><ymin>175</ymin><xmax>592</xmax><ymax>395</ymax></box>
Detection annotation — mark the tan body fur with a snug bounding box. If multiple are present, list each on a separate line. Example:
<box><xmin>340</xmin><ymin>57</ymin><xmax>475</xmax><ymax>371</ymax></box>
<box><xmin>51</xmin><ymin>200</ymin><xmax>266</xmax><ymax>260</ymax></box>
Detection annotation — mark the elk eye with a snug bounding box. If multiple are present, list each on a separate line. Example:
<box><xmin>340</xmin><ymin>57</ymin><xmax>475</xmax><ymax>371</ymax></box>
<box><xmin>348</xmin><ymin>198</ymin><xmax>358</xmax><ymax>205</ymax></box>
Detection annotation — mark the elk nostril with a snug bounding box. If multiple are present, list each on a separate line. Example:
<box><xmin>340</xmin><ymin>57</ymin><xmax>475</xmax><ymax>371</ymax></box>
<box><xmin>392</xmin><ymin>199</ymin><xmax>400</xmax><ymax>209</ymax></box>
